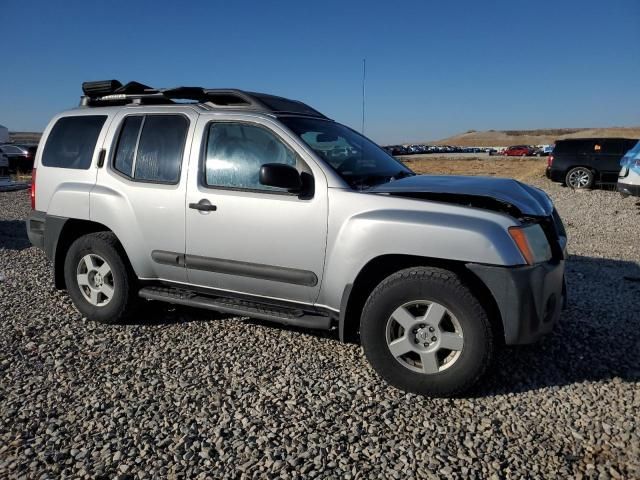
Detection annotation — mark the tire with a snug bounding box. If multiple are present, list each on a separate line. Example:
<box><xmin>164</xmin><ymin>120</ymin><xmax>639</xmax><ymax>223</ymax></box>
<box><xmin>565</xmin><ymin>166</ymin><xmax>594</xmax><ymax>189</ymax></box>
<box><xmin>64</xmin><ymin>232</ymin><xmax>138</xmax><ymax>324</ymax></box>
<box><xmin>360</xmin><ymin>267</ymin><xmax>493</xmax><ymax>397</ymax></box>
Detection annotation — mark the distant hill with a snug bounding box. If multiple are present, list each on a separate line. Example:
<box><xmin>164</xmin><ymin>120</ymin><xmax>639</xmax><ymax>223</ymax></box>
<box><xmin>433</xmin><ymin>127</ymin><xmax>640</xmax><ymax>147</ymax></box>
<box><xmin>8</xmin><ymin>127</ymin><xmax>640</xmax><ymax>149</ymax></box>
<box><xmin>9</xmin><ymin>132</ymin><xmax>42</xmax><ymax>144</ymax></box>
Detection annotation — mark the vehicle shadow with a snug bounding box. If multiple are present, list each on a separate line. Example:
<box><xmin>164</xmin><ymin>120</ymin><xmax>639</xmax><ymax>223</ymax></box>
<box><xmin>475</xmin><ymin>254</ymin><xmax>640</xmax><ymax>396</ymax></box>
<box><xmin>120</xmin><ymin>302</ymin><xmax>231</xmax><ymax>326</ymax></box>
<box><xmin>0</xmin><ymin>219</ymin><xmax>31</xmax><ymax>251</ymax></box>
<box><xmin>123</xmin><ymin>253</ymin><xmax>640</xmax><ymax>393</ymax></box>
<box><xmin>129</xmin><ymin>254</ymin><xmax>640</xmax><ymax>395</ymax></box>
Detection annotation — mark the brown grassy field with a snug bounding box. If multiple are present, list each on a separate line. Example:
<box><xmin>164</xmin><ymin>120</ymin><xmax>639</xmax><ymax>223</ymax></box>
<box><xmin>399</xmin><ymin>154</ymin><xmax>547</xmax><ymax>182</ymax></box>
<box><xmin>432</xmin><ymin>127</ymin><xmax>640</xmax><ymax>147</ymax></box>
<box><xmin>8</xmin><ymin>132</ymin><xmax>41</xmax><ymax>144</ymax></box>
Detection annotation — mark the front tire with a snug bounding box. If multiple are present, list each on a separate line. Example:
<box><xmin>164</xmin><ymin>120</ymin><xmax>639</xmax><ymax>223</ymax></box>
<box><xmin>360</xmin><ymin>267</ymin><xmax>494</xmax><ymax>397</ymax></box>
<box><xmin>64</xmin><ymin>232</ymin><xmax>137</xmax><ymax>324</ymax></box>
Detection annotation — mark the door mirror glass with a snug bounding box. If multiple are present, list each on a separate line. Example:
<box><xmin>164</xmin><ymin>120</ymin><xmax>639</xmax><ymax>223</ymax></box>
<box><xmin>259</xmin><ymin>163</ymin><xmax>302</xmax><ymax>191</ymax></box>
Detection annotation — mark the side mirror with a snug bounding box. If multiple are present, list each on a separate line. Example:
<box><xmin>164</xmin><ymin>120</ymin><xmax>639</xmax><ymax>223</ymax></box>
<box><xmin>259</xmin><ymin>163</ymin><xmax>302</xmax><ymax>192</ymax></box>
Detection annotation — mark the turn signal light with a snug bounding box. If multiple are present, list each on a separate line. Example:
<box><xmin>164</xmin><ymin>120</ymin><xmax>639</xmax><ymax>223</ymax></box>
<box><xmin>508</xmin><ymin>226</ymin><xmax>535</xmax><ymax>265</ymax></box>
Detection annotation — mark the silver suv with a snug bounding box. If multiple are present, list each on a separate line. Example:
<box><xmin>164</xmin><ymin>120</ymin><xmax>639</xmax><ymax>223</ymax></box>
<box><xmin>27</xmin><ymin>80</ymin><xmax>567</xmax><ymax>397</ymax></box>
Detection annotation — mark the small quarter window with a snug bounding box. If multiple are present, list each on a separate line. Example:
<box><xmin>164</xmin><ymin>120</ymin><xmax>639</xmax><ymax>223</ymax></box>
<box><xmin>42</xmin><ymin>116</ymin><xmax>107</xmax><ymax>169</ymax></box>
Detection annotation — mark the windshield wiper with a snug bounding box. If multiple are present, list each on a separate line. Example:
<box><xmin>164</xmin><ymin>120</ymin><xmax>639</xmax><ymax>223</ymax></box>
<box><xmin>393</xmin><ymin>170</ymin><xmax>415</xmax><ymax>180</ymax></box>
<box><xmin>349</xmin><ymin>175</ymin><xmax>382</xmax><ymax>191</ymax></box>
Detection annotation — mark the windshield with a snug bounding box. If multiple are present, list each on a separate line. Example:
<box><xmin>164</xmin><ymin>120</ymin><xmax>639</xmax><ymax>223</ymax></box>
<box><xmin>279</xmin><ymin>116</ymin><xmax>414</xmax><ymax>189</ymax></box>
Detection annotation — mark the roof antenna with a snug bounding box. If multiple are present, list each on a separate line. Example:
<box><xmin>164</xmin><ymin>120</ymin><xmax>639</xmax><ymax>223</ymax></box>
<box><xmin>361</xmin><ymin>58</ymin><xmax>366</xmax><ymax>134</ymax></box>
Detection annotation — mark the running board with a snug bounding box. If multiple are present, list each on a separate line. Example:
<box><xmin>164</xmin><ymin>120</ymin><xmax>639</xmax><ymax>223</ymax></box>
<box><xmin>138</xmin><ymin>286</ymin><xmax>331</xmax><ymax>330</ymax></box>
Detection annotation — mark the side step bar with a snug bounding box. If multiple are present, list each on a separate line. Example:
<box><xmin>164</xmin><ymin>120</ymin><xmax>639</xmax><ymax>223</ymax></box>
<box><xmin>138</xmin><ymin>286</ymin><xmax>332</xmax><ymax>330</ymax></box>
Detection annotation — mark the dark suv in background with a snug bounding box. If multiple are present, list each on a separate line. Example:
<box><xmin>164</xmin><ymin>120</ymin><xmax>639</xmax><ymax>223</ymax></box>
<box><xmin>0</xmin><ymin>144</ymin><xmax>37</xmax><ymax>173</ymax></box>
<box><xmin>546</xmin><ymin>138</ymin><xmax>638</xmax><ymax>189</ymax></box>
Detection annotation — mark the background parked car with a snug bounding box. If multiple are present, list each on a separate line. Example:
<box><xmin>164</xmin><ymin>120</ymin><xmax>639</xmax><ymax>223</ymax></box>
<box><xmin>503</xmin><ymin>145</ymin><xmax>534</xmax><ymax>156</ymax></box>
<box><xmin>546</xmin><ymin>138</ymin><xmax>639</xmax><ymax>189</ymax></box>
<box><xmin>385</xmin><ymin>145</ymin><xmax>408</xmax><ymax>156</ymax></box>
<box><xmin>0</xmin><ymin>144</ymin><xmax>37</xmax><ymax>173</ymax></box>
<box><xmin>533</xmin><ymin>145</ymin><xmax>554</xmax><ymax>156</ymax></box>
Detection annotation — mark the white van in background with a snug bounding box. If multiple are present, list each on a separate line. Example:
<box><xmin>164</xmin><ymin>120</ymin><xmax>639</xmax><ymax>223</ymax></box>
<box><xmin>617</xmin><ymin>140</ymin><xmax>640</xmax><ymax>197</ymax></box>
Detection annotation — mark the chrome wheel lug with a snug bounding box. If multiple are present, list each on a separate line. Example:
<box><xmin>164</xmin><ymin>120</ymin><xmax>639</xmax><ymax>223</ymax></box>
<box><xmin>429</xmin><ymin>327</ymin><xmax>435</xmax><ymax>332</ymax></box>
<box><xmin>431</xmin><ymin>336</ymin><xmax>437</xmax><ymax>342</ymax></box>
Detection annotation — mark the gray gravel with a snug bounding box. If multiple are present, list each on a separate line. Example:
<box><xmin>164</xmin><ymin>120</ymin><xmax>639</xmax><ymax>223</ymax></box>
<box><xmin>1</xmin><ymin>178</ymin><xmax>639</xmax><ymax>479</ymax></box>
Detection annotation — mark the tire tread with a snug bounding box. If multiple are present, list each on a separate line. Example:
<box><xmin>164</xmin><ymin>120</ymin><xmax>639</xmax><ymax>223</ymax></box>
<box><xmin>360</xmin><ymin>266</ymin><xmax>494</xmax><ymax>397</ymax></box>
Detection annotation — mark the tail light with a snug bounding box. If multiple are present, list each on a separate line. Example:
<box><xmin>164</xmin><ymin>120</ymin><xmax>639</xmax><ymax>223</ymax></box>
<box><xmin>30</xmin><ymin>168</ymin><xmax>36</xmax><ymax>209</ymax></box>
<box><xmin>547</xmin><ymin>155</ymin><xmax>554</xmax><ymax>167</ymax></box>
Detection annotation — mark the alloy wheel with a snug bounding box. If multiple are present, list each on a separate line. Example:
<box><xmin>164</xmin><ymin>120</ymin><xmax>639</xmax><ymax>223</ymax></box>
<box><xmin>385</xmin><ymin>300</ymin><xmax>464</xmax><ymax>374</ymax></box>
<box><xmin>567</xmin><ymin>168</ymin><xmax>591</xmax><ymax>188</ymax></box>
<box><xmin>76</xmin><ymin>254</ymin><xmax>115</xmax><ymax>306</ymax></box>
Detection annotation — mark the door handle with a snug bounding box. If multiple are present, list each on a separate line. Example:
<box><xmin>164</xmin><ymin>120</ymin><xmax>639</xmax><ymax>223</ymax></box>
<box><xmin>189</xmin><ymin>199</ymin><xmax>217</xmax><ymax>212</ymax></box>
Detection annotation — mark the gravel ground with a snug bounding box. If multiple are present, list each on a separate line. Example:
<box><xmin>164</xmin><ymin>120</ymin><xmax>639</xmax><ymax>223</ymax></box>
<box><xmin>1</xmin><ymin>180</ymin><xmax>639</xmax><ymax>479</ymax></box>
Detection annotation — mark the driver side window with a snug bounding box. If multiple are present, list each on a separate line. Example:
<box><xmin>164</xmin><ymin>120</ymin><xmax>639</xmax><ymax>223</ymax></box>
<box><xmin>204</xmin><ymin>122</ymin><xmax>298</xmax><ymax>191</ymax></box>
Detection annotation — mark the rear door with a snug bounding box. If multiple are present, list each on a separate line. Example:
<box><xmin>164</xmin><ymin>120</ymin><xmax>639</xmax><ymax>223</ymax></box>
<box><xmin>92</xmin><ymin>106</ymin><xmax>198</xmax><ymax>283</ymax></box>
<box><xmin>591</xmin><ymin>140</ymin><xmax>624</xmax><ymax>179</ymax></box>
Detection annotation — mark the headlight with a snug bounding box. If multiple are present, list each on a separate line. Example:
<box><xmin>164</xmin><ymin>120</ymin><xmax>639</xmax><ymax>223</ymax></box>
<box><xmin>508</xmin><ymin>224</ymin><xmax>552</xmax><ymax>265</ymax></box>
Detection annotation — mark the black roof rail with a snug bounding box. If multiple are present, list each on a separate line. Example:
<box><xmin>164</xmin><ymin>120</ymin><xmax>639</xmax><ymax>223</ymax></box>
<box><xmin>79</xmin><ymin>80</ymin><xmax>329</xmax><ymax>119</ymax></box>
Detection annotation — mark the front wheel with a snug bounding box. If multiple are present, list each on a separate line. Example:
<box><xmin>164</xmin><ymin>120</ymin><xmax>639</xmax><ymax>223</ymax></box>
<box><xmin>360</xmin><ymin>267</ymin><xmax>494</xmax><ymax>397</ymax></box>
<box><xmin>64</xmin><ymin>232</ymin><xmax>137</xmax><ymax>324</ymax></box>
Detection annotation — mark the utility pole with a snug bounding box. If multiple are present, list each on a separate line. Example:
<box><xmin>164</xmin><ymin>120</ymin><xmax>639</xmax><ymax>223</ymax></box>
<box><xmin>361</xmin><ymin>58</ymin><xmax>366</xmax><ymax>134</ymax></box>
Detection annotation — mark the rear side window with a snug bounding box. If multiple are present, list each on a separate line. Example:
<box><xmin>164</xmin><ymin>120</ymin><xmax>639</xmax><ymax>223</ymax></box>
<box><xmin>593</xmin><ymin>140</ymin><xmax>623</xmax><ymax>155</ymax></box>
<box><xmin>622</xmin><ymin>139</ymin><xmax>639</xmax><ymax>154</ymax></box>
<box><xmin>112</xmin><ymin>115</ymin><xmax>188</xmax><ymax>184</ymax></box>
<box><xmin>553</xmin><ymin>140</ymin><xmax>593</xmax><ymax>155</ymax></box>
<box><xmin>42</xmin><ymin>116</ymin><xmax>106</xmax><ymax>169</ymax></box>
<box><xmin>1</xmin><ymin>145</ymin><xmax>22</xmax><ymax>154</ymax></box>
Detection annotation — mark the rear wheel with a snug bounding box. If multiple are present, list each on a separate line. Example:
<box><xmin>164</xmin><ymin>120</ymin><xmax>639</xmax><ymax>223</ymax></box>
<box><xmin>565</xmin><ymin>167</ymin><xmax>594</xmax><ymax>189</ymax></box>
<box><xmin>360</xmin><ymin>267</ymin><xmax>493</xmax><ymax>397</ymax></box>
<box><xmin>64</xmin><ymin>232</ymin><xmax>137</xmax><ymax>324</ymax></box>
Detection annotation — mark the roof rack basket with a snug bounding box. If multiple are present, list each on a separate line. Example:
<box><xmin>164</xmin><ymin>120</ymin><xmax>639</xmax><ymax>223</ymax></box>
<box><xmin>79</xmin><ymin>80</ymin><xmax>328</xmax><ymax>118</ymax></box>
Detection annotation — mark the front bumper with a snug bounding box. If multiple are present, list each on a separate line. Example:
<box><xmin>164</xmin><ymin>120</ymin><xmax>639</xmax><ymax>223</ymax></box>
<box><xmin>467</xmin><ymin>260</ymin><xmax>565</xmax><ymax>345</ymax></box>
<box><xmin>617</xmin><ymin>182</ymin><xmax>640</xmax><ymax>197</ymax></box>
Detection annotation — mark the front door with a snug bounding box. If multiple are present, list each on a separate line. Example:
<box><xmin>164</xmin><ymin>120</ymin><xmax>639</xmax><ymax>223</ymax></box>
<box><xmin>185</xmin><ymin>116</ymin><xmax>328</xmax><ymax>306</ymax></box>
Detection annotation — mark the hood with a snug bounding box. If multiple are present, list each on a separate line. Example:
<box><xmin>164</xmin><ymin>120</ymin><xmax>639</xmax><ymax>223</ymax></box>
<box><xmin>369</xmin><ymin>175</ymin><xmax>553</xmax><ymax>217</ymax></box>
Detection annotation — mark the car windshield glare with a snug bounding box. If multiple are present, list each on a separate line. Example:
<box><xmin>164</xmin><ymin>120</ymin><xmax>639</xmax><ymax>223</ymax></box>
<box><xmin>279</xmin><ymin>117</ymin><xmax>413</xmax><ymax>189</ymax></box>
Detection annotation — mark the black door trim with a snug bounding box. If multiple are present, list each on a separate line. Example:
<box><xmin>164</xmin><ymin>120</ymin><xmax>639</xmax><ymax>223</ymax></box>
<box><xmin>151</xmin><ymin>250</ymin><xmax>318</xmax><ymax>287</ymax></box>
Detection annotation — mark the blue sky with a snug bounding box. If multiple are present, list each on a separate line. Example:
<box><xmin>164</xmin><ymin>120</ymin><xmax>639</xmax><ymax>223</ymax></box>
<box><xmin>1</xmin><ymin>0</ymin><xmax>639</xmax><ymax>143</ymax></box>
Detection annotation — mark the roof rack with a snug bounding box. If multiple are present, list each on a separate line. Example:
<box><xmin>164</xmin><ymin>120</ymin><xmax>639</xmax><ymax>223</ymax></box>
<box><xmin>79</xmin><ymin>80</ymin><xmax>328</xmax><ymax>119</ymax></box>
